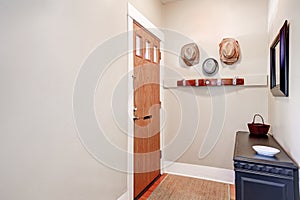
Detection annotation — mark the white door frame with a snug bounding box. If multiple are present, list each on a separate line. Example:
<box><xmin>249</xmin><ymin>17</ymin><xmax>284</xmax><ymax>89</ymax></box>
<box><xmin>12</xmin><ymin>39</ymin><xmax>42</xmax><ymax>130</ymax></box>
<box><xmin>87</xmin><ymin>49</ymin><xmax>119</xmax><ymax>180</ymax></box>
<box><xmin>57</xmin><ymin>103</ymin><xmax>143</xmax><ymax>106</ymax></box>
<box><xmin>127</xmin><ymin>3</ymin><xmax>164</xmax><ymax>199</ymax></box>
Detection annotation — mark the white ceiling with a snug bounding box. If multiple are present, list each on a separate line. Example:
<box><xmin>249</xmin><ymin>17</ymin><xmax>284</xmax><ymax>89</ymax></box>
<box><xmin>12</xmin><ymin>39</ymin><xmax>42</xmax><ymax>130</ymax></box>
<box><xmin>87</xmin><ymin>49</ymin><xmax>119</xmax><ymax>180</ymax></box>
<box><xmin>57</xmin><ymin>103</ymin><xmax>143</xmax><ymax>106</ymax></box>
<box><xmin>160</xmin><ymin>0</ymin><xmax>182</xmax><ymax>4</ymax></box>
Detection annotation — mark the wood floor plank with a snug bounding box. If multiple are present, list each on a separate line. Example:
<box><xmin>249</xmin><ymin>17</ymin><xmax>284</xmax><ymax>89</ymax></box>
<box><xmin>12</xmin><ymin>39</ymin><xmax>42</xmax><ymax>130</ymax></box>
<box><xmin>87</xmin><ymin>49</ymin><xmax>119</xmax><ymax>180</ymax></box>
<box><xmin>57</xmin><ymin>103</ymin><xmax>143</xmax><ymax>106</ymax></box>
<box><xmin>230</xmin><ymin>184</ymin><xmax>236</xmax><ymax>200</ymax></box>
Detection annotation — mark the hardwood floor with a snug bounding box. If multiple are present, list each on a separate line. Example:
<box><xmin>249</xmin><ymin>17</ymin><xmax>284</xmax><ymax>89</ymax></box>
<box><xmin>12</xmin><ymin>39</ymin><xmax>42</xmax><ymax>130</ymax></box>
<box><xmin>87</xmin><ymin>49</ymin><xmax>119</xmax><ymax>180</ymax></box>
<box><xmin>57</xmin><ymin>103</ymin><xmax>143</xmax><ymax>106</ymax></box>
<box><xmin>139</xmin><ymin>174</ymin><xmax>236</xmax><ymax>200</ymax></box>
<box><xmin>230</xmin><ymin>184</ymin><xmax>236</xmax><ymax>200</ymax></box>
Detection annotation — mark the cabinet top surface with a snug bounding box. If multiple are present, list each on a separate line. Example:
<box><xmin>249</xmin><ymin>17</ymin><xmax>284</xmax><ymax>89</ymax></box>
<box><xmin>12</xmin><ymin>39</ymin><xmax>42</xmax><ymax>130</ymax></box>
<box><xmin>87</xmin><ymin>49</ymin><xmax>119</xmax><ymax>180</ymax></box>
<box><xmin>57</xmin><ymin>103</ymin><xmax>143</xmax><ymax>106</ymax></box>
<box><xmin>233</xmin><ymin>131</ymin><xmax>298</xmax><ymax>169</ymax></box>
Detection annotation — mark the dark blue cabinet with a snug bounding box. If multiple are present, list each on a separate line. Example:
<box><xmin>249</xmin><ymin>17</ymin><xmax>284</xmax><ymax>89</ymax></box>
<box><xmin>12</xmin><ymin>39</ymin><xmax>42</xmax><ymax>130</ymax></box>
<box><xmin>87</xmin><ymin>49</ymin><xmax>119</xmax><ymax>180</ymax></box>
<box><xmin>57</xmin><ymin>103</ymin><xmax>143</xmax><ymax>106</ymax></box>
<box><xmin>233</xmin><ymin>131</ymin><xmax>299</xmax><ymax>200</ymax></box>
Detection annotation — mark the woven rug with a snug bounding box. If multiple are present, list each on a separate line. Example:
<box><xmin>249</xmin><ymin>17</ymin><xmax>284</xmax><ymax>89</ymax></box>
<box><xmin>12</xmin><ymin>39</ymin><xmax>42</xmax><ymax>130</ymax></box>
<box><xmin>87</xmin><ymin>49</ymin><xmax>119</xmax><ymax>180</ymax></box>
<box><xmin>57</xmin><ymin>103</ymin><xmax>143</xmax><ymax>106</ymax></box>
<box><xmin>148</xmin><ymin>174</ymin><xmax>229</xmax><ymax>200</ymax></box>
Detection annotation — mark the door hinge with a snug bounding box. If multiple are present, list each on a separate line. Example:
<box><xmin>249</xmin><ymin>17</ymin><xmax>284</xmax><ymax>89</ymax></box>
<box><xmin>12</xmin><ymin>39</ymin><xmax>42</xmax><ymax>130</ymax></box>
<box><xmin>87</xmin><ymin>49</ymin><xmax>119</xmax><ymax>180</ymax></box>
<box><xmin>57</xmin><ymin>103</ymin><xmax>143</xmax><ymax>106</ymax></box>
<box><xmin>159</xmin><ymin>51</ymin><xmax>162</xmax><ymax>61</ymax></box>
<box><xmin>159</xmin><ymin>101</ymin><xmax>162</xmax><ymax>109</ymax></box>
<box><xmin>160</xmin><ymin>150</ymin><xmax>162</xmax><ymax>159</ymax></box>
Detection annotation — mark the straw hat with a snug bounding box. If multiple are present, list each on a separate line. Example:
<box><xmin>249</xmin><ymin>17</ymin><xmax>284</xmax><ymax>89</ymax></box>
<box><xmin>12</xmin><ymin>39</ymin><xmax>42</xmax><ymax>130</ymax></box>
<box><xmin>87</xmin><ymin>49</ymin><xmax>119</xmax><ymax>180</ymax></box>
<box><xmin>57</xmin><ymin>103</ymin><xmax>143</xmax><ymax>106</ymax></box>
<box><xmin>202</xmin><ymin>58</ymin><xmax>219</xmax><ymax>76</ymax></box>
<box><xmin>219</xmin><ymin>38</ymin><xmax>240</xmax><ymax>65</ymax></box>
<box><xmin>180</xmin><ymin>43</ymin><xmax>200</xmax><ymax>66</ymax></box>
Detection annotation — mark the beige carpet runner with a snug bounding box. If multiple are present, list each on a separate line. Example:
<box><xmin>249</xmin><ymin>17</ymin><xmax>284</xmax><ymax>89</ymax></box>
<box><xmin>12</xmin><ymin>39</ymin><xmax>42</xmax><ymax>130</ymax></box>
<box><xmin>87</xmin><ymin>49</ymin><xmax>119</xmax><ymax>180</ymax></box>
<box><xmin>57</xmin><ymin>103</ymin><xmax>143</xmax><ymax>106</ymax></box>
<box><xmin>148</xmin><ymin>174</ymin><xmax>229</xmax><ymax>200</ymax></box>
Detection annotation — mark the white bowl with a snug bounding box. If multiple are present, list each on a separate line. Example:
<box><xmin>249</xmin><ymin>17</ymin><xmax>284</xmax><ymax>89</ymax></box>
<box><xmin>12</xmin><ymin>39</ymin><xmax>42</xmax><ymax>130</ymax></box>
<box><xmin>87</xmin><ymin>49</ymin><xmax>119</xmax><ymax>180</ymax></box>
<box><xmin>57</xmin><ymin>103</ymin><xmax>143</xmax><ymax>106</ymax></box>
<box><xmin>252</xmin><ymin>145</ymin><xmax>280</xmax><ymax>157</ymax></box>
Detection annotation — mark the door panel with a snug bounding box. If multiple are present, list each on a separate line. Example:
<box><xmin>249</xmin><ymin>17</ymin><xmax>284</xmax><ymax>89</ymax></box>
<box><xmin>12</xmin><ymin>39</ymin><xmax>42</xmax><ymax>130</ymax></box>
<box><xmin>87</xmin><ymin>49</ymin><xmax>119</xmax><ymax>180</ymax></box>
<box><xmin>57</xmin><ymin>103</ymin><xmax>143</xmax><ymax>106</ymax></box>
<box><xmin>133</xmin><ymin>21</ymin><xmax>161</xmax><ymax>198</ymax></box>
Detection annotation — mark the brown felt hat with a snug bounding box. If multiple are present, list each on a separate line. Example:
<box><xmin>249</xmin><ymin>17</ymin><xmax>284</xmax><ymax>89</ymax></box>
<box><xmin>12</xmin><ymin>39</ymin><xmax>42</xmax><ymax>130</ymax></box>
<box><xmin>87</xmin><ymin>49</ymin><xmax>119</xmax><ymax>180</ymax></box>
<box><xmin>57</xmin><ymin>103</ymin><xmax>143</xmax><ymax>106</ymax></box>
<box><xmin>219</xmin><ymin>38</ymin><xmax>240</xmax><ymax>65</ymax></box>
<box><xmin>180</xmin><ymin>43</ymin><xmax>200</xmax><ymax>66</ymax></box>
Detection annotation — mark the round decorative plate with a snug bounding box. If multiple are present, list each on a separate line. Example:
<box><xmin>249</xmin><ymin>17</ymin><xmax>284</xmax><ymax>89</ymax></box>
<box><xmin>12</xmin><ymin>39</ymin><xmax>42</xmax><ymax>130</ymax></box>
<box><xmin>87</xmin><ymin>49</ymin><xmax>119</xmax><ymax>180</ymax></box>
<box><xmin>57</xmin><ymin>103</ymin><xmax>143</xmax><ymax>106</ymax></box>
<box><xmin>202</xmin><ymin>58</ymin><xmax>219</xmax><ymax>76</ymax></box>
<box><xmin>252</xmin><ymin>145</ymin><xmax>280</xmax><ymax>157</ymax></box>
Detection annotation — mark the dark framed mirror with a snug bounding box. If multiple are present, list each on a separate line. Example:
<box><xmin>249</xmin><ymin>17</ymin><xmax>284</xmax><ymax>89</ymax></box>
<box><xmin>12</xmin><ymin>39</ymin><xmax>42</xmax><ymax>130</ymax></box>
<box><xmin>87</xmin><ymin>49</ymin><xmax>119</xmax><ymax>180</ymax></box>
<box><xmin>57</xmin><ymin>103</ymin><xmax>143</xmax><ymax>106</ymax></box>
<box><xmin>270</xmin><ymin>20</ymin><xmax>289</xmax><ymax>97</ymax></box>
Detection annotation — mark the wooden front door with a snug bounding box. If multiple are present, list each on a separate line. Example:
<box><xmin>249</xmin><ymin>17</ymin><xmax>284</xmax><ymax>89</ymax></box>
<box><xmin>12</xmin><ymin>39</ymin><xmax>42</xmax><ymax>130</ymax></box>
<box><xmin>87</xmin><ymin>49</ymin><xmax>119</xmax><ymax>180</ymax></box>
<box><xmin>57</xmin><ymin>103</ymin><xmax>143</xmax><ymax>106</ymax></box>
<box><xmin>133</xmin><ymin>21</ymin><xmax>161</xmax><ymax>198</ymax></box>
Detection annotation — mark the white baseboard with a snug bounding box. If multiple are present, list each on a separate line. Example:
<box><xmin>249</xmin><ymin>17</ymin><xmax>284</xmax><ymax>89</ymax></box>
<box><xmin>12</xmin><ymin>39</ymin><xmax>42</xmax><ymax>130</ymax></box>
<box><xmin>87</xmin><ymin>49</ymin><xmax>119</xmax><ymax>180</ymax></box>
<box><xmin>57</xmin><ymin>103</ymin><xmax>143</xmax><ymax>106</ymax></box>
<box><xmin>163</xmin><ymin>161</ymin><xmax>234</xmax><ymax>184</ymax></box>
<box><xmin>117</xmin><ymin>191</ymin><xmax>129</xmax><ymax>200</ymax></box>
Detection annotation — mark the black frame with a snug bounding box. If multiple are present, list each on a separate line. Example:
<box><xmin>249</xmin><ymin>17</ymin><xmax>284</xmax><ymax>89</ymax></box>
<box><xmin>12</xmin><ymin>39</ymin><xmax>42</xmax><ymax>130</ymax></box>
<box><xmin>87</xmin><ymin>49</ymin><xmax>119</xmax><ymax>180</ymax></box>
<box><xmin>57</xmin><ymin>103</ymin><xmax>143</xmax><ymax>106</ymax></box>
<box><xmin>270</xmin><ymin>20</ymin><xmax>289</xmax><ymax>97</ymax></box>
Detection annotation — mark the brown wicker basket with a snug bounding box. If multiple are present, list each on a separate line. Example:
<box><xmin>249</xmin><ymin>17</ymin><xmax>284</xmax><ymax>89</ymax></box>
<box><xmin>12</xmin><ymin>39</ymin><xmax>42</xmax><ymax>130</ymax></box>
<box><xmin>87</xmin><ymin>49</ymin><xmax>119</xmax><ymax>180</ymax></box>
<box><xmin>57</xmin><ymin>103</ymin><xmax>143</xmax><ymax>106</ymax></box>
<box><xmin>248</xmin><ymin>114</ymin><xmax>270</xmax><ymax>135</ymax></box>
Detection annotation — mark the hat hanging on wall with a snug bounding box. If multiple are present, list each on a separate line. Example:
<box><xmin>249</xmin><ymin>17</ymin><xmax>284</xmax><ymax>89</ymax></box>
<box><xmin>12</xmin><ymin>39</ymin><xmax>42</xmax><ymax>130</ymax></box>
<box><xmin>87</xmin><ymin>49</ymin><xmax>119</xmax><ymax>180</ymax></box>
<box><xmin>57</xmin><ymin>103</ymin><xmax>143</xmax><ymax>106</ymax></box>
<box><xmin>180</xmin><ymin>43</ymin><xmax>200</xmax><ymax>66</ymax></box>
<box><xmin>219</xmin><ymin>38</ymin><xmax>240</xmax><ymax>65</ymax></box>
<box><xmin>202</xmin><ymin>58</ymin><xmax>219</xmax><ymax>76</ymax></box>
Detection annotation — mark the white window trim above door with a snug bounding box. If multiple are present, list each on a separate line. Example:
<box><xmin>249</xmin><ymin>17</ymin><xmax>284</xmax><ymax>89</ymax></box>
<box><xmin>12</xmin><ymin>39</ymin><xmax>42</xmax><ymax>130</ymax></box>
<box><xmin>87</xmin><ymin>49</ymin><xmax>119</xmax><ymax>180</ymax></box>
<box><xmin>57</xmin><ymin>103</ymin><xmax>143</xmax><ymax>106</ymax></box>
<box><xmin>128</xmin><ymin>3</ymin><xmax>164</xmax><ymax>40</ymax></box>
<box><xmin>127</xmin><ymin>3</ymin><xmax>164</xmax><ymax>200</ymax></box>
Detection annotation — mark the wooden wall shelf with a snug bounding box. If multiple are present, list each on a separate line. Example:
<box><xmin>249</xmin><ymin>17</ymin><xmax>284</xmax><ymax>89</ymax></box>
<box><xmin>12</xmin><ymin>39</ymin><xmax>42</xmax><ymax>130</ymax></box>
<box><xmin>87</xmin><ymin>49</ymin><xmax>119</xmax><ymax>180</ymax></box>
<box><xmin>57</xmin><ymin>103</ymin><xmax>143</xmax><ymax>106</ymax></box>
<box><xmin>177</xmin><ymin>78</ymin><xmax>244</xmax><ymax>87</ymax></box>
<box><xmin>163</xmin><ymin>75</ymin><xmax>268</xmax><ymax>88</ymax></box>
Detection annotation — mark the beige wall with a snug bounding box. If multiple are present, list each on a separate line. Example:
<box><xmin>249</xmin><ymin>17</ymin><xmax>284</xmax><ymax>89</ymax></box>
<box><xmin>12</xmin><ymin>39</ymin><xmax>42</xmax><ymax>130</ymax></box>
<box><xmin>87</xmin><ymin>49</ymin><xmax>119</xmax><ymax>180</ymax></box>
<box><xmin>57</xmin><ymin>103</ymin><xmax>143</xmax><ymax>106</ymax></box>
<box><xmin>130</xmin><ymin>0</ymin><xmax>162</xmax><ymax>28</ymax></box>
<box><xmin>0</xmin><ymin>0</ymin><xmax>161</xmax><ymax>199</ymax></box>
<box><xmin>162</xmin><ymin>0</ymin><xmax>269</xmax><ymax>169</ymax></box>
<box><xmin>268</xmin><ymin>0</ymin><xmax>300</xmax><ymax>165</ymax></box>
